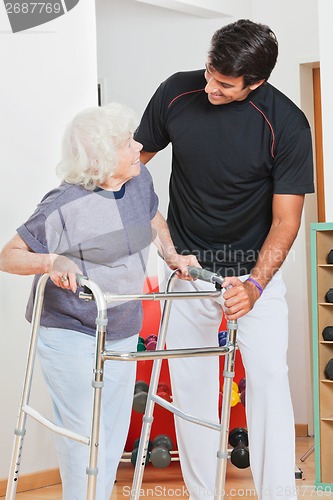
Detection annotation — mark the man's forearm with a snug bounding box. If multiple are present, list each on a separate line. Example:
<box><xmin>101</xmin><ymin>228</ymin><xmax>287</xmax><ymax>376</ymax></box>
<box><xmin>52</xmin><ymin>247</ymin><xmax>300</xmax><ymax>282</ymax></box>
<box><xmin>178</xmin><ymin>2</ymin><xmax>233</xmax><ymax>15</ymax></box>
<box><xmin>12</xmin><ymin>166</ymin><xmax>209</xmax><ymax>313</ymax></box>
<box><xmin>247</xmin><ymin>193</ymin><xmax>304</xmax><ymax>293</ymax></box>
<box><xmin>249</xmin><ymin>220</ymin><xmax>300</xmax><ymax>289</ymax></box>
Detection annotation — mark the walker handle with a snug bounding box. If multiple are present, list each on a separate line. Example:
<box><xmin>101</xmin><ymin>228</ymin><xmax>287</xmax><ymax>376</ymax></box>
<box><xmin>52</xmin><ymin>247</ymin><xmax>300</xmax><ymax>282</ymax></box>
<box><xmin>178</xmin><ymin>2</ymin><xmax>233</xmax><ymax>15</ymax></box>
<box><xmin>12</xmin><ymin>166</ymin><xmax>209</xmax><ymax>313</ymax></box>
<box><xmin>187</xmin><ymin>266</ymin><xmax>224</xmax><ymax>286</ymax></box>
<box><xmin>76</xmin><ymin>273</ymin><xmax>89</xmax><ymax>286</ymax></box>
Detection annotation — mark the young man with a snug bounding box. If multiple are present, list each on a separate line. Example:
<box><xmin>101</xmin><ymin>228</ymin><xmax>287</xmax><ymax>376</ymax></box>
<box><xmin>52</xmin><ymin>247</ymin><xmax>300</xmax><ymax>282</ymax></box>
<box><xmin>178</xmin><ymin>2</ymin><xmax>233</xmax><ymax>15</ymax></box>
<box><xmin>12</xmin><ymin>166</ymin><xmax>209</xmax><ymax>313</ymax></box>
<box><xmin>134</xmin><ymin>19</ymin><xmax>314</xmax><ymax>500</ymax></box>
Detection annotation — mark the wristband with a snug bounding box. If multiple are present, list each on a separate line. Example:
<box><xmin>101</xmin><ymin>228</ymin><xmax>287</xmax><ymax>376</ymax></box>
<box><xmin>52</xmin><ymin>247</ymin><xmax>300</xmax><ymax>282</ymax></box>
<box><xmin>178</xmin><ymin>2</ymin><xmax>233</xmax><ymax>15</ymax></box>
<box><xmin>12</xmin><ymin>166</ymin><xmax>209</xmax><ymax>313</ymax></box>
<box><xmin>247</xmin><ymin>277</ymin><xmax>263</xmax><ymax>296</ymax></box>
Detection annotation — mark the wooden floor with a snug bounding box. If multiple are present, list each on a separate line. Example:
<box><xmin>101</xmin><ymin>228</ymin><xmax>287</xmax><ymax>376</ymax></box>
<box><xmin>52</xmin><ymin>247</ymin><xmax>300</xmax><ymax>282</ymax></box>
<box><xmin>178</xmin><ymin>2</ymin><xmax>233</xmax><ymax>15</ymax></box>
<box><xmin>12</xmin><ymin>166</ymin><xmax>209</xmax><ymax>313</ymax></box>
<box><xmin>2</xmin><ymin>437</ymin><xmax>332</xmax><ymax>499</ymax></box>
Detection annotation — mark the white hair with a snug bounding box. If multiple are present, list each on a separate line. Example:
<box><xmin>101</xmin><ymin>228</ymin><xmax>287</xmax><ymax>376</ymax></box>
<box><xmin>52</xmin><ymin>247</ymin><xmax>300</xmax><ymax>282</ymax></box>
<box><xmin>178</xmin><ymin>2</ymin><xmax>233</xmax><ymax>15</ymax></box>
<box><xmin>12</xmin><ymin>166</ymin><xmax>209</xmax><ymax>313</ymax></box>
<box><xmin>56</xmin><ymin>102</ymin><xmax>138</xmax><ymax>190</ymax></box>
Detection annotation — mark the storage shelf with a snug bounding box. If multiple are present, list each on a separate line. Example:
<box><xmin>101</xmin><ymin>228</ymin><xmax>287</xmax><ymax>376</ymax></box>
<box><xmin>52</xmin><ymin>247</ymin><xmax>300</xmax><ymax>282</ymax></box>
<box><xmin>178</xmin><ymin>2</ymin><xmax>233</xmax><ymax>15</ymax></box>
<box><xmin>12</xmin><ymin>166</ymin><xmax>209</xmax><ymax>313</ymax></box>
<box><xmin>311</xmin><ymin>222</ymin><xmax>333</xmax><ymax>487</ymax></box>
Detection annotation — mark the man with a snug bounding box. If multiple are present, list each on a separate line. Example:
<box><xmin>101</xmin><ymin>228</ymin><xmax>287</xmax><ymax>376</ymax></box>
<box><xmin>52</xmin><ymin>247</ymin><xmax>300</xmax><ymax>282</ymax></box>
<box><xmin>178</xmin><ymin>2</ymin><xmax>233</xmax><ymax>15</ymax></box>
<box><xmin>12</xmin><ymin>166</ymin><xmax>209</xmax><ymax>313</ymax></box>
<box><xmin>134</xmin><ymin>19</ymin><xmax>314</xmax><ymax>500</ymax></box>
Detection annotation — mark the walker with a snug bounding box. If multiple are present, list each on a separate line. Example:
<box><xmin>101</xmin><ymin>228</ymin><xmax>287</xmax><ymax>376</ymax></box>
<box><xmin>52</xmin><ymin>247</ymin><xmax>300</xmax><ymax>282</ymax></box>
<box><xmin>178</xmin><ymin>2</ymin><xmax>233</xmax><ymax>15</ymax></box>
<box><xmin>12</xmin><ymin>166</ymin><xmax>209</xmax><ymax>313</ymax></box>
<box><xmin>5</xmin><ymin>267</ymin><xmax>238</xmax><ymax>500</ymax></box>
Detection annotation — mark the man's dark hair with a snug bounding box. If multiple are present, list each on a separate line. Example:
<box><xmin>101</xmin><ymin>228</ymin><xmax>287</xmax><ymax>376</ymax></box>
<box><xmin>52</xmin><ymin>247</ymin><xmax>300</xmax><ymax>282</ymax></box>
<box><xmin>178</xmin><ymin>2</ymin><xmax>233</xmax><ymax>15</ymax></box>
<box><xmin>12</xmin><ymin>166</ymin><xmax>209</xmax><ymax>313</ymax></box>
<box><xmin>208</xmin><ymin>19</ymin><xmax>278</xmax><ymax>87</ymax></box>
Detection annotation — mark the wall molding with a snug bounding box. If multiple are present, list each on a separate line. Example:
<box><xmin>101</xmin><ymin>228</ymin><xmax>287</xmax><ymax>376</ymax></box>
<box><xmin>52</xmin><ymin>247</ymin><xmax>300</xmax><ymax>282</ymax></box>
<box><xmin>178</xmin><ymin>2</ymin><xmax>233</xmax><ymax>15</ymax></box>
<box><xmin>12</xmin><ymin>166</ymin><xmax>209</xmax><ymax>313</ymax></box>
<box><xmin>0</xmin><ymin>468</ymin><xmax>61</xmax><ymax>497</ymax></box>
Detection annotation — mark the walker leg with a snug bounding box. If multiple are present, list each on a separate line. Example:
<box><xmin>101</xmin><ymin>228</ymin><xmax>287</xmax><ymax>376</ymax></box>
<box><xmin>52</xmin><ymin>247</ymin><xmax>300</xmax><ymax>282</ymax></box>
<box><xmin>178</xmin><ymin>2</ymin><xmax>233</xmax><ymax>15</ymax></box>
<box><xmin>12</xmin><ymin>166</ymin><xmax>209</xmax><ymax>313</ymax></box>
<box><xmin>5</xmin><ymin>275</ymin><xmax>49</xmax><ymax>500</ymax></box>
<box><xmin>215</xmin><ymin>320</ymin><xmax>238</xmax><ymax>500</ymax></box>
<box><xmin>5</xmin><ymin>425</ymin><xmax>27</xmax><ymax>500</ymax></box>
<box><xmin>86</xmin><ymin>316</ymin><xmax>108</xmax><ymax>499</ymax></box>
<box><xmin>130</xmin><ymin>298</ymin><xmax>173</xmax><ymax>499</ymax></box>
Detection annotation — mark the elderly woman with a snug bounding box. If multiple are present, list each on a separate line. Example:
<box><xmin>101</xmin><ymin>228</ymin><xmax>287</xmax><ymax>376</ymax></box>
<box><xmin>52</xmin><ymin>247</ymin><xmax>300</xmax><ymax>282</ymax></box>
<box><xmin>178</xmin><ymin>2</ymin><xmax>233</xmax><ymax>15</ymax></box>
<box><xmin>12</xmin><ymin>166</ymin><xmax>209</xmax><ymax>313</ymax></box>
<box><xmin>0</xmin><ymin>103</ymin><xmax>198</xmax><ymax>500</ymax></box>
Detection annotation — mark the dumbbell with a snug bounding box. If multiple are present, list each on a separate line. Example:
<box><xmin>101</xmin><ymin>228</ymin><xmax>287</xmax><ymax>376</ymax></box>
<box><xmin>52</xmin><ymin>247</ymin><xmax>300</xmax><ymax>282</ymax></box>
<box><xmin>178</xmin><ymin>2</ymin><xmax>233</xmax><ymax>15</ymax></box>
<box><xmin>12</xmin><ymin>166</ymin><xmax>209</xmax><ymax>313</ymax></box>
<box><xmin>137</xmin><ymin>336</ymin><xmax>146</xmax><ymax>351</ymax></box>
<box><xmin>327</xmin><ymin>249</ymin><xmax>333</xmax><ymax>264</ymax></box>
<box><xmin>130</xmin><ymin>438</ymin><xmax>153</xmax><ymax>466</ymax></box>
<box><xmin>157</xmin><ymin>383</ymin><xmax>172</xmax><ymax>402</ymax></box>
<box><xmin>150</xmin><ymin>434</ymin><xmax>173</xmax><ymax>468</ymax></box>
<box><xmin>132</xmin><ymin>380</ymin><xmax>149</xmax><ymax>413</ymax></box>
<box><xmin>231</xmin><ymin>388</ymin><xmax>241</xmax><ymax>406</ymax></box>
<box><xmin>146</xmin><ymin>334</ymin><xmax>158</xmax><ymax>351</ymax></box>
<box><xmin>221</xmin><ymin>381</ymin><xmax>240</xmax><ymax>407</ymax></box>
<box><xmin>322</xmin><ymin>326</ymin><xmax>333</xmax><ymax>341</ymax></box>
<box><xmin>325</xmin><ymin>288</ymin><xmax>333</xmax><ymax>303</ymax></box>
<box><xmin>324</xmin><ymin>359</ymin><xmax>333</xmax><ymax>380</ymax></box>
<box><xmin>137</xmin><ymin>334</ymin><xmax>158</xmax><ymax>351</ymax></box>
<box><xmin>238</xmin><ymin>378</ymin><xmax>246</xmax><ymax>392</ymax></box>
<box><xmin>229</xmin><ymin>427</ymin><xmax>250</xmax><ymax>469</ymax></box>
<box><xmin>218</xmin><ymin>330</ymin><xmax>228</xmax><ymax>346</ymax></box>
<box><xmin>238</xmin><ymin>377</ymin><xmax>246</xmax><ymax>406</ymax></box>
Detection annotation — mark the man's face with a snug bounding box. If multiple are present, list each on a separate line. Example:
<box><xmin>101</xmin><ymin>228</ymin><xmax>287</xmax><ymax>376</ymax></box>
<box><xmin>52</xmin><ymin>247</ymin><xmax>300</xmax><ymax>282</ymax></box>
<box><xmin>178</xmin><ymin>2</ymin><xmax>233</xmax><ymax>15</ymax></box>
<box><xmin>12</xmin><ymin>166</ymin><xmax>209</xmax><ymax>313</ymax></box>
<box><xmin>204</xmin><ymin>62</ymin><xmax>264</xmax><ymax>105</ymax></box>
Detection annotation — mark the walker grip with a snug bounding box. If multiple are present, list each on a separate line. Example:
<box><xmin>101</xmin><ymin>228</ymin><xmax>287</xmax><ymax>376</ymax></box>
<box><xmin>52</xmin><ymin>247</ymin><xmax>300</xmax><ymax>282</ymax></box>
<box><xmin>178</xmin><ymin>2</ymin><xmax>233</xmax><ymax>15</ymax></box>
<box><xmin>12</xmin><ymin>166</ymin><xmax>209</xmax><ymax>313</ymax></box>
<box><xmin>187</xmin><ymin>266</ymin><xmax>224</xmax><ymax>286</ymax></box>
<box><xmin>76</xmin><ymin>273</ymin><xmax>88</xmax><ymax>286</ymax></box>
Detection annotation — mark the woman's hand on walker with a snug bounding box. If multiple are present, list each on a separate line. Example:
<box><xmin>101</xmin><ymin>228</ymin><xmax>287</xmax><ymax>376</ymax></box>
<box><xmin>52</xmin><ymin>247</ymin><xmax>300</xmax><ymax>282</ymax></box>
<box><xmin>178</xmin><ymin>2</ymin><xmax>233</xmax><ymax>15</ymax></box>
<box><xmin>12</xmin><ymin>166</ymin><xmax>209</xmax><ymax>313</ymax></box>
<box><xmin>48</xmin><ymin>254</ymin><xmax>82</xmax><ymax>293</ymax></box>
<box><xmin>165</xmin><ymin>253</ymin><xmax>201</xmax><ymax>280</ymax></box>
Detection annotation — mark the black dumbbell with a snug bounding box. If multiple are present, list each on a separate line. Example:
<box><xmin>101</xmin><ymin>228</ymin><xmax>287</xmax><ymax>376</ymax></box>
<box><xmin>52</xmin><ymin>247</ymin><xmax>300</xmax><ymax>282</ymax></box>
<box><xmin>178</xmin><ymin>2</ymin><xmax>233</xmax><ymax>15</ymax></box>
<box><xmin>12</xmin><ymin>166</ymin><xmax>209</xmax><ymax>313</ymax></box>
<box><xmin>322</xmin><ymin>326</ymin><xmax>333</xmax><ymax>341</ymax></box>
<box><xmin>150</xmin><ymin>434</ymin><xmax>173</xmax><ymax>468</ymax></box>
<box><xmin>130</xmin><ymin>438</ymin><xmax>153</xmax><ymax>466</ymax></box>
<box><xmin>327</xmin><ymin>249</ymin><xmax>333</xmax><ymax>264</ymax></box>
<box><xmin>325</xmin><ymin>288</ymin><xmax>333</xmax><ymax>303</ymax></box>
<box><xmin>324</xmin><ymin>359</ymin><xmax>333</xmax><ymax>380</ymax></box>
<box><xmin>132</xmin><ymin>380</ymin><xmax>149</xmax><ymax>413</ymax></box>
<box><xmin>229</xmin><ymin>427</ymin><xmax>250</xmax><ymax>469</ymax></box>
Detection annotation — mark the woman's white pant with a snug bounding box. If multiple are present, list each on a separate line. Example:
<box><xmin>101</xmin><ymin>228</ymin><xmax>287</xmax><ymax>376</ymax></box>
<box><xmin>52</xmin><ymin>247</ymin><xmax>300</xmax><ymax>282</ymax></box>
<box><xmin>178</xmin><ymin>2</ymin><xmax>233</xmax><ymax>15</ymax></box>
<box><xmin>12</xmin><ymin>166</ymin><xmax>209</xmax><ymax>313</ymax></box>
<box><xmin>37</xmin><ymin>327</ymin><xmax>137</xmax><ymax>500</ymax></box>
<box><xmin>160</xmin><ymin>263</ymin><xmax>296</xmax><ymax>500</ymax></box>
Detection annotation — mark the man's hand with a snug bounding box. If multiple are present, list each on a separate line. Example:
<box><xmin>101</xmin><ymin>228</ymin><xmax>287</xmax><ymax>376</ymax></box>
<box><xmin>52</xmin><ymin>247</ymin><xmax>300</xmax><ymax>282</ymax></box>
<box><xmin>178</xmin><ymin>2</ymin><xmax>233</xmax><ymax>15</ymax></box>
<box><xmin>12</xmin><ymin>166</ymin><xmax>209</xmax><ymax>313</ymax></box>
<box><xmin>222</xmin><ymin>276</ymin><xmax>261</xmax><ymax>320</ymax></box>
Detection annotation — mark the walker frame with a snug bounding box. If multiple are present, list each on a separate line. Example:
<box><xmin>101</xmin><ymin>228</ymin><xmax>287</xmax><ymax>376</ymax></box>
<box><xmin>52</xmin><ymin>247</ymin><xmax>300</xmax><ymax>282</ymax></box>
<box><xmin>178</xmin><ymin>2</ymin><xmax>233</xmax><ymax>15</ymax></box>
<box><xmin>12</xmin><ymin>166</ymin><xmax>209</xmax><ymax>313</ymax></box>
<box><xmin>5</xmin><ymin>268</ymin><xmax>238</xmax><ymax>500</ymax></box>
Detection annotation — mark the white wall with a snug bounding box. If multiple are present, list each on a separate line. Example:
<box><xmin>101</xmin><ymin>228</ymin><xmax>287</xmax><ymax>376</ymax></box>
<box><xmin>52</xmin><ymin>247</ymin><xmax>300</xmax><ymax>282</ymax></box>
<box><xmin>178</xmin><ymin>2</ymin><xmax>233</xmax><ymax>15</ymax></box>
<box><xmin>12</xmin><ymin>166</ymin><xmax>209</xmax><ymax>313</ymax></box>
<box><xmin>96</xmin><ymin>0</ymin><xmax>241</xmax><ymax>216</ymax></box>
<box><xmin>318</xmin><ymin>0</ymin><xmax>333</xmax><ymax>222</ymax></box>
<box><xmin>250</xmin><ymin>0</ymin><xmax>320</xmax><ymax>434</ymax></box>
<box><xmin>96</xmin><ymin>0</ymin><xmax>320</xmax><ymax>430</ymax></box>
<box><xmin>0</xmin><ymin>0</ymin><xmax>98</xmax><ymax>479</ymax></box>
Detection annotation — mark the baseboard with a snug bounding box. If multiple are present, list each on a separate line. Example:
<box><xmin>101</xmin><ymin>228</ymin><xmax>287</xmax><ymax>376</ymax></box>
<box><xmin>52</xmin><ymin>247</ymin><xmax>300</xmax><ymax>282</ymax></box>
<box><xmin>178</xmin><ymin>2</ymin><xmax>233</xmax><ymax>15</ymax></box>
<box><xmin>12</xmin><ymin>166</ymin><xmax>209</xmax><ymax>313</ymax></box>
<box><xmin>295</xmin><ymin>423</ymin><xmax>309</xmax><ymax>437</ymax></box>
<box><xmin>0</xmin><ymin>468</ymin><xmax>61</xmax><ymax>496</ymax></box>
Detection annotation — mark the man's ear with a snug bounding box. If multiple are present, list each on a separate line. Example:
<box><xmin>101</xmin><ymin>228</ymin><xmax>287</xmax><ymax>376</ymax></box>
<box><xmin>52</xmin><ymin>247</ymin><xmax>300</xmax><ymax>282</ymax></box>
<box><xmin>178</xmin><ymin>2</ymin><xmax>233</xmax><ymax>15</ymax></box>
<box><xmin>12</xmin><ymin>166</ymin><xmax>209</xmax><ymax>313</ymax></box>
<box><xmin>249</xmin><ymin>79</ymin><xmax>265</xmax><ymax>91</ymax></box>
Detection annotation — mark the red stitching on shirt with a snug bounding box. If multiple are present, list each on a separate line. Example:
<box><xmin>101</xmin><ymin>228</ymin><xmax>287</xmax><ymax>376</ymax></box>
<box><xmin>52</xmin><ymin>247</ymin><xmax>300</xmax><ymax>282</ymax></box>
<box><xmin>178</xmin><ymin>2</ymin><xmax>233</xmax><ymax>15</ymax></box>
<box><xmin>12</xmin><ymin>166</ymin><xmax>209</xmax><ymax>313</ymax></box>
<box><xmin>168</xmin><ymin>89</ymin><xmax>204</xmax><ymax>108</ymax></box>
<box><xmin>249</xmin><ymin>101</ymin><xmax>275</xmax><ymax>158</ymax></box>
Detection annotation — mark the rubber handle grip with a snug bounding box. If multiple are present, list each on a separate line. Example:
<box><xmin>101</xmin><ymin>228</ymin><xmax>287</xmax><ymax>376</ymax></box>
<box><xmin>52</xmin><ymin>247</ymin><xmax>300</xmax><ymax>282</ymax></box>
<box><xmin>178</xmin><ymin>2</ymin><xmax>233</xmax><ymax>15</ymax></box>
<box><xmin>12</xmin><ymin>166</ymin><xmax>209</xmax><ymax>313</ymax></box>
<box><xmin>76</xmin><ymin>273</ymin><xmax>88</xmax><ymax>286</ymax></box>
<box><xmin>187</xmin><ymin>266</ymin><xmax>219</xmax><ymax>283</ymax></box>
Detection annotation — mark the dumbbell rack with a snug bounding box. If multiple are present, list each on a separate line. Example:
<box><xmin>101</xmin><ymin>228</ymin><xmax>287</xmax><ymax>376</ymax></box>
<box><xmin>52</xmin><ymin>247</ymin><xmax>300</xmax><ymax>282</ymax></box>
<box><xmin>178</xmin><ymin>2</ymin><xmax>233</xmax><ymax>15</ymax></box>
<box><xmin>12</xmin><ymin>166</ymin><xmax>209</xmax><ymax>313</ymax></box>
<box><xmin>310</xmin><ymin>222</ymin><xmax>333</xmax><ymax>490</ymax></box>
<box><xmin>5</xmin><ymin>268</ymin><xmax>238</xmax><ymax>500</ymax></box>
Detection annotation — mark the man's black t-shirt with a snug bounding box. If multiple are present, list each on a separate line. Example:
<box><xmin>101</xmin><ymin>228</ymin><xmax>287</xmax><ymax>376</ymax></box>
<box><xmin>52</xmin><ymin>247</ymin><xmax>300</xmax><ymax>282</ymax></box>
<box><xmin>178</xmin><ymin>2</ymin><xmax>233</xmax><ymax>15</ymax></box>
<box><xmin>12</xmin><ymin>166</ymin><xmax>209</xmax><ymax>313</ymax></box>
<box><xmin>135</xmin><ymin>70</ymin><xmax>314</xmax><ymax>276</ymax></box>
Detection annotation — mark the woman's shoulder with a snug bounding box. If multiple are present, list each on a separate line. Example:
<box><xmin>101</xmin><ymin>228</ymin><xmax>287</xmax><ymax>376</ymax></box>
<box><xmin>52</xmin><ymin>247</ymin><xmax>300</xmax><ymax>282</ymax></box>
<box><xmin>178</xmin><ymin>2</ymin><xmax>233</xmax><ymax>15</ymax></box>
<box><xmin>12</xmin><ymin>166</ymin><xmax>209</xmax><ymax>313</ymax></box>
<box><xmin>126</xmin><ymin>164</ymin><xmax>156</xmax><ymax>197</ymax></box>
<box><xmin>37</xmin><ymin>182</ymin><xmax>90</xmax><ymax>215</ymax></box>
<box><xmin>127</xmin><ymin>163</ymin><xmax>153</xmax><ymax>186</ymax></box>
